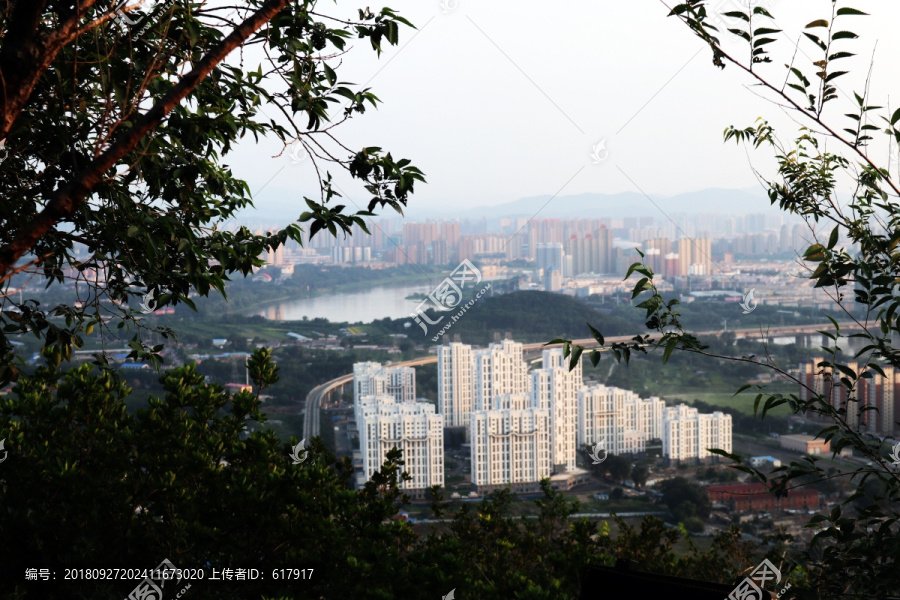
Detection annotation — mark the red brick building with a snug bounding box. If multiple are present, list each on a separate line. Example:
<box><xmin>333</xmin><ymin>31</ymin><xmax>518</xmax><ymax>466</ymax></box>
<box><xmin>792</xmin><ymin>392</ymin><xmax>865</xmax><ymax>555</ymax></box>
<box><xmin>707</xmin><ymin>483</ymin><xmax>819</xmax><ymax>512</ymax></box>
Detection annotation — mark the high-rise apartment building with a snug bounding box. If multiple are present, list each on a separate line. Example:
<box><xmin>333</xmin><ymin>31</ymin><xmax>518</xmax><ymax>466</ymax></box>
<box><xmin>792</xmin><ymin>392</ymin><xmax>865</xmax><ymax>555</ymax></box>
<box><xmin>577</xmin><ymin>385</ymin><xmax>665</xmax><ymax>455</ymax></box>
<box><xmin>798</xmin><ymin>357</ymin><xmax>898</xmax><ymax>436</ymax></box>
<box><xmin>353</xmin><ymin>362</ymin><xmax>416</xmax><ymax>422</ymax></box>
<box><xmin>662</xmin><ymin>404</ymin><xmax>732</xmax><ymax>461</ymax></box>
<box><xmin>437</xmin><ymin>343</ymin><xmax>475</xmax><ymax>428</ymax></box>
<box><xmin>359</xmin><ymin>396</ymin><xmax>444</xmax><ymax>493</ymax></box>
<box><xmin>565</xmin><ymin>229</ymin><xmax>614</xmax><ymax>275</ymax></box>
<box><xmin>470</xmin><ymin>392</ymin><xmax>551</xmax><ymax>492</ymax></box>
<box><xmin>532</xmin><ymin>348</ymin><xmax>582</xmax><ymax>472</ymax></box>
<box><xmin>474</xmin><ymin>340</ymin><xmax>531</xmax><ymax>410</ymax></box>
<box><xmin>535</xmin><ymin>242</ymin><xmax>565</xmax><ymax>274</ymax></box>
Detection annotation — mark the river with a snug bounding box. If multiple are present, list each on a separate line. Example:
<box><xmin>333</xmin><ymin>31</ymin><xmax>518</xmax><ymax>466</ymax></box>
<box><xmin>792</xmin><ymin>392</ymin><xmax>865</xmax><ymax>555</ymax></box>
<box><xmin>249</xmin><ymin>283</ymin><xmax>434</xmax><ymax>323</ymax></box>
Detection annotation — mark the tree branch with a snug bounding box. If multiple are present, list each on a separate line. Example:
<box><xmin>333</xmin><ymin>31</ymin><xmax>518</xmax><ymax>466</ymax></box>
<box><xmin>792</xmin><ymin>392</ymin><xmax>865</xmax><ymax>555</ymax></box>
<box><xmin>0</xmin><ymin>0</ymin><xmax>291</xmax><ymax>279</ymax></box>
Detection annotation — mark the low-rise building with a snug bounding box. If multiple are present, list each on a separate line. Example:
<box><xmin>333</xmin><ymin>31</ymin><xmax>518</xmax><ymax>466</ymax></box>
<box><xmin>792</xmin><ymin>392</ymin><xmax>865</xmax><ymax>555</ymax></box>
<box><xmin>779</xmin><ymin>434</ymin><xmax>830</xmax><ymax>455</ymax></box>
<box><xmin>750</xmin><ymin>456</ymin><xmax>782</xmax><ymax>468</ymax></box>
<box><xmin>707</xmin><ymin>483</ymin><xmax>819</xmax><ymax>512</ymax></box>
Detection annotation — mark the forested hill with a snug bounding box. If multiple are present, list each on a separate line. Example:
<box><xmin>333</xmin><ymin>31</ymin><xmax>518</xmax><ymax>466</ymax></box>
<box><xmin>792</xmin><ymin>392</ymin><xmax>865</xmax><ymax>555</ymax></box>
<box><xmin>401</xmin><ymin>290</ymin><xmax>636</xmax><ymax>345</ymax></box>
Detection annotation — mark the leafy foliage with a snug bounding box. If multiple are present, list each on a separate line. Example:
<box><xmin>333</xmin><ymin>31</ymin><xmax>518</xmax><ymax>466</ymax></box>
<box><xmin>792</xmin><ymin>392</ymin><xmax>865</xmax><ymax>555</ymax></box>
<box><xmin>0</xmin><ymin>1</ymin><xmax>423</xmax><ymax>384</ymax></box>
<box><xmin>552</xmin><ymin>2</ymin><xmax>900</xmax><ymax>597</ymax></box>
<box><xmin>0</xmin><ymin>350</ymin><xmax>800</xmax><ymax>599</ymax></box>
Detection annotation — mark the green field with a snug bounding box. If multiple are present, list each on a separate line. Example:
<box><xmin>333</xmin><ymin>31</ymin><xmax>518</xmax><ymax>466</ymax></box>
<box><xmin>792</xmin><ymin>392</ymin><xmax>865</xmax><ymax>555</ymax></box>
<box><xmin>667</xmin><ymin>391</ymin><xmax>795</xmax><ymax>417</ymax></box>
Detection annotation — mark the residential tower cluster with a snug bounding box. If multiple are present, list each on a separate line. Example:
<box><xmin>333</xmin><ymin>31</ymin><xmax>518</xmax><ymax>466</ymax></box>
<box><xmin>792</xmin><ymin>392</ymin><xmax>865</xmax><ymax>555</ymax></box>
<box><xmin>350</xmin><ymin>340</ymin><xmax>733</xmax><ymax>494</ymax></box>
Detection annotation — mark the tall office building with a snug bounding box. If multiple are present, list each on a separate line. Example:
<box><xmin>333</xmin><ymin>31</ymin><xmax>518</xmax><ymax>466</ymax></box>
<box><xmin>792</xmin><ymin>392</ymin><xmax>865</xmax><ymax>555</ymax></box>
<box><xmin>437</xmin><ymin>343</ymin><xmax>476</xmax><ymax>428</ymax></box>
<box><xmin>359</xmin><ymin>396</ymin><xmax>444</xmax><ymax>492</ymax></box>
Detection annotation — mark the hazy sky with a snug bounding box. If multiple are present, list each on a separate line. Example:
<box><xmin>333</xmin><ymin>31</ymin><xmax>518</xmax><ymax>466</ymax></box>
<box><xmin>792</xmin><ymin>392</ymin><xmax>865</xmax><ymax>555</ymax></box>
<box><xmin>222</xmin><ymin>0</ymin><xmax>900</xmax><ymax>218</ymax></box>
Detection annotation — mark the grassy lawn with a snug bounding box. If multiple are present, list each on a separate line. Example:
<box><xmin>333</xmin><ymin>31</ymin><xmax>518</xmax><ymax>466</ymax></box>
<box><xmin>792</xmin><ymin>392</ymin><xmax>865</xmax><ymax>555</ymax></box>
<box><xmin>667</xmin><ymin>390</ymin><xmax>795</xmax><ymax>417</ymax></box>
<box><xmin>156</xmin><ymin>316</ymin><xmax>346</xmax><ymax>343</ymax></box>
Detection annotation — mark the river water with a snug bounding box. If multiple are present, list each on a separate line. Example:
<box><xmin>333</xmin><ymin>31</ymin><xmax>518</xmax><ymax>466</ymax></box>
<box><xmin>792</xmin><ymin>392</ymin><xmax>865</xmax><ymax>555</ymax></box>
<box><xmin>249</xmin><ymin>283</ymin><xmax>434</xmax><ymax>323</ymax></box>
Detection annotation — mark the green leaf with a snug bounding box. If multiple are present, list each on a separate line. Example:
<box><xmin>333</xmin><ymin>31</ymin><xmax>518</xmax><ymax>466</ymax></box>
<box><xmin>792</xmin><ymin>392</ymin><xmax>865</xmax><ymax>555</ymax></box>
<box><xmin>723</xmin><ymin>11</ymin><xmax>749</xmax><ymax>22</ymax></box>
<box><xmin>587</xmin><ymin>323</ymin><xmax>605</xmax><ymax>346</ymax></box>
<box><xmin>662</xmin><ymin>338</ymin><xmax>678</xmax><ymax>364</ymax></box>
<box><xmin>631</xmin><ymin>278</ymin><xmax>649</xmax><ymax>299</ymax></box>
<box><xmin>569</xmin><ymin>346</ymin><xmax>584</xmax><ymax>371</ymax></box>
<box><xmin>827</xmin><ymin>226</ymin><xmax>840</xmax><ymax>249</ymax></box>
<box><xmin>733</xmin><ymin>384</ymin><xmax>752</xmax><ymax>397</ymax></box>
<box><xmin>707</xmin><ymin>448</ymin><xmax>742</xmax><ymax>462</ymax></box>
<box><xmin>836</xmin><ymin>8</ymin><xmax>868</xmax><ymax>16</ymax></box>
<box><xmin>805</xmin><ymin>19</ymin><xmax>829</xmax><ymax>28</ymax></box>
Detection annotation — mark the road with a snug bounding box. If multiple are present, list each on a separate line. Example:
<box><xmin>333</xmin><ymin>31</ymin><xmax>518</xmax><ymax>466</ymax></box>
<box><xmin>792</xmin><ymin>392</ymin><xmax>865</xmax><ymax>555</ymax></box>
<box><xmin>302</xmin><ymin>321</ymin><xmax>861</xmax><ymax>439</ymax></box>
<box><xmin>413</xmin><ymin>511</ymin><xmax>666</xmax><ymax>524</ymax></box>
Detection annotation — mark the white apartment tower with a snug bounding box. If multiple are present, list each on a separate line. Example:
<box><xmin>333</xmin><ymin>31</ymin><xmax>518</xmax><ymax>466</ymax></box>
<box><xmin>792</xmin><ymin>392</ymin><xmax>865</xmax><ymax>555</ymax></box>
<box><xmin>532</xmin><ymin>348</ymin><xmax>582</xmax><ymax>472</ymax></box>
<box><xmin>470</xmin><ymin>392</ymin><xmax>551</xmax><ymax>491</ymax></box>
<box><xmin>474</xmin><ymin>340</ymin><xmax>531</xmax><ymax>409</ymax></box>
<box><xmin>359</xmin><ymin>396</ymin><xmax>444</xmax><ymax>491</ymax></box>
<box><xmin>437</xmin><ymin>343</ymin><xmax>475</xmax><ymax>428</ymax></box>
<box><xmin>353</xmin><ymin>362</ymin><xmax>416</xmax><ymax>423</ymax></box>
<box><xmin>577</xmin><ymin>384</ymin><xmax>665</xmax><ymax>455</ymax></box>
<box><xmin>662</xmin><ymin>404</ymin><xmax>732</xmax><ymax>461</ymax></box>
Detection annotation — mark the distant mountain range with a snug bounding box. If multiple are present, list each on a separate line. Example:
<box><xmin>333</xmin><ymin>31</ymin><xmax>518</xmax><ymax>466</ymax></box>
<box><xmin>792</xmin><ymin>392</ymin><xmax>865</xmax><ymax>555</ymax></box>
<box><xmin>238</xmin><ymin>186</ymin><xmax>778</xmax><ymax>225</ymax></box>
